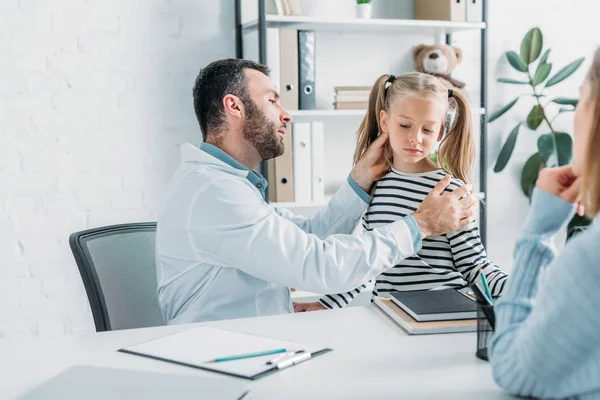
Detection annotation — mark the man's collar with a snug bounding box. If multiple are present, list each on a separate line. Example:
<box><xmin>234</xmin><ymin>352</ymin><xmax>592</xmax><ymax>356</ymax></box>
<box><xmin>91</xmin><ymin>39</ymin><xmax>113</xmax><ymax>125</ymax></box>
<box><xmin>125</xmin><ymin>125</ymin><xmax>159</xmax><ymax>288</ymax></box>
<box><xmin>200</xmin><ymin>142</ymin><xmax>247</xmax><ymax>171</ymax></box>
<box><xmin>199</xmin><ymin>142</ymin><xmax>268</xmax><ymax>193</ymax></box>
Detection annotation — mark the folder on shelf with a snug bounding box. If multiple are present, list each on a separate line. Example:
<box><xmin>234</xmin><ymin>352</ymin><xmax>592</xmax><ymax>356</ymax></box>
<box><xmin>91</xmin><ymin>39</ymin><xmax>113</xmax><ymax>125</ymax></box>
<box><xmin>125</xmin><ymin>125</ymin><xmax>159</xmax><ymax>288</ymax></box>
<box><xmin>279</xmin><ymin>29</ymin><xmax>299</xmax><ymax>110</ymax></box>
<box><xmin>273</xmin><ymin>123</ymin><xmax>295</xmax><ymax>202</ymax></box>
<box><xmin>292</xmin><ymin>122</ymin><xmax>312</xmax><ymax>203</ymax></box>
<box><xmin>310</xmin><ymin>121</ymin><xmax>325</xmax><ymax>203</ymax></box>
<box><xmin>298</xmin><ymin>30</ymin><xmax>316</xmax><ymax>110</ymax></box>
<box><xmin>466</xmin><ymin>0</ymin><xmax>483</xmax><ymax>22</ymax></box>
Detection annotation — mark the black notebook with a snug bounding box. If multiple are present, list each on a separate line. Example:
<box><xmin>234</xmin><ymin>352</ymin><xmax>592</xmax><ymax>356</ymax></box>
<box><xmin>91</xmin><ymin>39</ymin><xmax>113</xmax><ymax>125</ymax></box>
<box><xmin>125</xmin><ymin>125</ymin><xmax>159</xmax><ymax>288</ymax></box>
<box><xmin>389</xmin><ymin>290</ymin><xmax>478</xmax><ymax>322</ymax></box>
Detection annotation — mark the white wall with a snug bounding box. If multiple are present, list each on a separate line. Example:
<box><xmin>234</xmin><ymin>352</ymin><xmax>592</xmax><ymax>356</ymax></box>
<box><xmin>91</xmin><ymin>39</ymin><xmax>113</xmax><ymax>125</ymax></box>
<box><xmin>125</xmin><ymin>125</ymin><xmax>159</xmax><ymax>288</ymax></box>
<box><xmin>1</xmin><ymin>0</ymin><xmax>599</xmax><ymax>339</ymax></box>
<box><xmin>0</xmin><ymin>0</ymin><xmax>234</xmax><ymax>339</ymax></box>
<box><xmin>485</xmin><ymin>0</ymin><xmax>600</xmax><ymax>270</ymax></box>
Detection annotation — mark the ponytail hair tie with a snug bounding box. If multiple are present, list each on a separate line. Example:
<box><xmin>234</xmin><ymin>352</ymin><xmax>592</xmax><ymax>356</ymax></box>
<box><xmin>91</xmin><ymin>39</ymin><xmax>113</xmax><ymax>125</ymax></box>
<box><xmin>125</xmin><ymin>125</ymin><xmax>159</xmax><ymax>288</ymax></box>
<box><xmin>448</xmin><ymin>89</ymin><xmax>454</xmax><ymax>98</ymax></box>
<box><xmin>384</xmin><ymin>74</ymin><xmax>396</xmax><ymax>91</ymax></box>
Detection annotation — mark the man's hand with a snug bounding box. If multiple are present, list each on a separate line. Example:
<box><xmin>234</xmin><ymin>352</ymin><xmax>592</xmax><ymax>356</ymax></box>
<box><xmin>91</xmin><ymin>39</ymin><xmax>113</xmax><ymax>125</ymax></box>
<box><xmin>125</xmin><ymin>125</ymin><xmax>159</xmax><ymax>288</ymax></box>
<box><xmin>293</xmin><ymin>301</ymin><xmax>327</xmax><ymax>313</ymax></box>
<box><xmin>536</xmin><ymin>166</ymin><xmax>583</xmax><ymax>215</ymax></box>
<box><xmin>412</xmin><ymin>175</ymin><xmax>478</xmax><ymax>238</ymax></box>
<box><xmin>350</xmin><ymin>132</ymin><xmax>390</xmax><ymax>192</ymax></box>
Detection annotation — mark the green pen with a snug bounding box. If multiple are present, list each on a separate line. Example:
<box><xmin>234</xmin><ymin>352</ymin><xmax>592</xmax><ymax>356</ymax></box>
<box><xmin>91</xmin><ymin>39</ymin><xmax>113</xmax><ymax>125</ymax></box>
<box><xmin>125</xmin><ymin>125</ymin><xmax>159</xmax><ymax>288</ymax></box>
<box><xmin>205</xmin><ymin>348</ymin><xmax>291</xmax><ymax>363</ymax></box>
<box><xmin>479</xmin><ymin>269</ymin><xmax>494</xmax><ymax>305</ymax></box>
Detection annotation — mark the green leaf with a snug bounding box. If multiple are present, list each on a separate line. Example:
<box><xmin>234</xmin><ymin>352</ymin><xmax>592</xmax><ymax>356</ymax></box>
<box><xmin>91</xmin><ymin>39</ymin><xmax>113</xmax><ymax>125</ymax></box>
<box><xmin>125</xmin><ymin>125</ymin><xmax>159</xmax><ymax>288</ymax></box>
<box><xmin>489</xmin><ymin>97</ymin><xmax>520</xmax><ymax>123</ymax></box>
<box><xmin>551</xmin><ymin>97</ymin><xmax>579</xmax><ymax>107</ymax></box>
<box><xmin>520</xmin><ymin>152</ymin><xmax>543</xmax><ymax>197</ymax></box>
<box><xmin>532</xmin><ymin>63</ymin><xmax>552</xmax><ymax>86</ymax></box>
<box><xmin>537</xmin><ymin>134</ymin><xmax>554</xmax><ymax>165</ymax></box>
<box><xmin>558</xmin><ymin>107</ymin><xmax>574</xmax><ymax>114</ymax></box>
<box><xmin>497</xmin><ymin>78</ymin><xmax>529</xmax><ymax>84</ymax></box>
<box><xmin>520</xmin><ymin>27</ymin><xmax>543</xmax><ymax>65</ymax></box>
<box><xmin>556</xmin><ymin>132</ymin><xmax>573</xmax><ymax>165</ymax></box>
<box><xmin>537</xmin><ymin>132</ymin><xmax>573</xmax><ymax>167</ymax></box>
<box><xmin>493</xmin><ymin>124</ymin><xmax>521</xmax><ymax>173</ymax></box>
<box><xmin>545</xmin><ymin>57</ymin><xmax>585</xmax><ymax>87</ymax></box>
<box><xmin>526</xmin><ymin>105</ymin><xmax>545</xmax><ymax>130</ymax></box>
<box><xmin>506</xmin><ymin>51</ymin><xmax>528</xmax><ymax>73</ymax></box>
<box><xmin>539</xmin><ymin>49</ymin><xmax>551</xmax><ymax>65</ymax></box>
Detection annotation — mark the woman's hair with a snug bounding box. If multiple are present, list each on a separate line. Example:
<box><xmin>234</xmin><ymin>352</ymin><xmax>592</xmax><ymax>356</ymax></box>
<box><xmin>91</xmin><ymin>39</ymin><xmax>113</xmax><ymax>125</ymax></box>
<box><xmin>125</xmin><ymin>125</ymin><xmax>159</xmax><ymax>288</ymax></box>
<box><xmin>582</xmin><ymin>47</ymin><xmax>600</xmax><ymax>216</ymax></box>
<box><xmin>353</xmin><ymin>72</ymin><xmax>475</xmax><ymax>184</ymax></box>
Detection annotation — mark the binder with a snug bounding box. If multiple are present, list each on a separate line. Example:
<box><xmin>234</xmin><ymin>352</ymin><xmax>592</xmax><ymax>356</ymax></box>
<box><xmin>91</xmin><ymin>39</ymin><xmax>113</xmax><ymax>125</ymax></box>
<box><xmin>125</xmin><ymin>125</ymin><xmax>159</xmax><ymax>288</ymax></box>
<box><xmin>279</xmin><ymin>29</ymin><xmax>299</xmax><ymax>110</ymax></box>
<box><xmin>292</xmin><ymin>122</ymin><xmax>312</xmax><ymax>203</ymax></box>
<box><xmin>415</xmin><ymin>0</ymin><xmax>466</xmax><ymax>22</ymax></box>
<box><xmin>274</xmin><ymin>124</ymin><xmax>295</xmax><ymax>202</ymax></box>
<box><xmin>310</xmin><ymin>122</ymin><xmax>325</xmax><ymax>203</ymax></box>
<box><xmin>298</xmin><ymin>30</ymin><xmax>316</xmax><ymax>110</ymax></box>
<box><xmin>466</xmin><ymin>0</ymin><xmax>483</xmax><ymax>22</ymax></box>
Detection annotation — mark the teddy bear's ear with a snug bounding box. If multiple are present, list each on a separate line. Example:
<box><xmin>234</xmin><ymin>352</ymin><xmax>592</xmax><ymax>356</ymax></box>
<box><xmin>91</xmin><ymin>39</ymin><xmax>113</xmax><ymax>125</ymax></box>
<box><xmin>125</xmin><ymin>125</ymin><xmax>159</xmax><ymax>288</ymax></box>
<box><xmin>453</xmin><ymin>46</ymin><xmax>463</xmax><ymax>63</ymax></box>
<box><xmin>413</xmin><ymin>44</ymin><xmax>427</xmax><ymax>60</ymax></box>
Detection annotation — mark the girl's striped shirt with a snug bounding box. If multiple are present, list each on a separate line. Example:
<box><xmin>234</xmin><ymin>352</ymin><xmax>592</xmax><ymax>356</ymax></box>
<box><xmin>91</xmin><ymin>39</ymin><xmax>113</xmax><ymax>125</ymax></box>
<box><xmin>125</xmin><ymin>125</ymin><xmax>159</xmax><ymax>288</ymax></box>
<box><xmin>319</xmin><ymin>168</ymin><xmax>508</xmax><ymax>309</ymax></box>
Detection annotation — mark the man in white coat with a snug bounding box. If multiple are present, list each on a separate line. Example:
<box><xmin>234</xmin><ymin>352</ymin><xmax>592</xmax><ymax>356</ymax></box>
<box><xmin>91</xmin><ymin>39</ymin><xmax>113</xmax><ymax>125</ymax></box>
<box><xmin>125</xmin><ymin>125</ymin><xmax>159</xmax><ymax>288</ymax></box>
<box><xmin>156</xmin><ymin>58</ymin><xmax>477</xmax><ymax>324</ymax></box>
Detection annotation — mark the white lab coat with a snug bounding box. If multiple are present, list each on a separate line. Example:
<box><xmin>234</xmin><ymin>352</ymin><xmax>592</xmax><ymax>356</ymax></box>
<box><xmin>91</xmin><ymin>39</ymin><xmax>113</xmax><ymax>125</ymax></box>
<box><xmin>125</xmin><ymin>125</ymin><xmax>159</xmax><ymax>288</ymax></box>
<box><xmin>156</xmin><ymin>143</ymin><xmax>421</xmax><ymax>324</ymax></box>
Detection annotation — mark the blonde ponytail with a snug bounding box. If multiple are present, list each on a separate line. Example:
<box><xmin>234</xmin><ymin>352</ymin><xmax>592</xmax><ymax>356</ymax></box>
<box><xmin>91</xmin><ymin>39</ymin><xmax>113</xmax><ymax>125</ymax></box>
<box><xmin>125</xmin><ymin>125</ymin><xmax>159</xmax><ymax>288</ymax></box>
<box><xmin>438</xmin><ymin>90</ymin><xmax>475</xmax><ymax>184</ymax></box>
<box><xmin>353</xmin><ymin>74</ymin><xmax>392</xmax><ymax>166</ymax></box>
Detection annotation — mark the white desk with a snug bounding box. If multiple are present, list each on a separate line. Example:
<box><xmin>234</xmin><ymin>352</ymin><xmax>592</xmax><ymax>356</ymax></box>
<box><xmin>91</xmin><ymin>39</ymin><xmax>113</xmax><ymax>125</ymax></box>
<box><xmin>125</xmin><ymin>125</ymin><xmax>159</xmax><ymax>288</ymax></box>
<box><xmin>0</xmin><ymin>305</ymin><xmax>510</xmax><ymax>399</ymax></box>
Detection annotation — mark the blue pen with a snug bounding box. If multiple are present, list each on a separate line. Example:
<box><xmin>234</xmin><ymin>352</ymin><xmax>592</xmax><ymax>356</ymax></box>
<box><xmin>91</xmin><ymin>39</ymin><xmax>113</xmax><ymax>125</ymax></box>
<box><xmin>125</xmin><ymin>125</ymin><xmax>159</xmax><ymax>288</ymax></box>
<box><xmin>206</xmin><ymin>348</ymin><xmax>291</xmax><ymax>363</ymax></box>
<box><xmin>479</xmin><ymin>269</ymin><xmax>494</xmax><ymax>305</ymax></box>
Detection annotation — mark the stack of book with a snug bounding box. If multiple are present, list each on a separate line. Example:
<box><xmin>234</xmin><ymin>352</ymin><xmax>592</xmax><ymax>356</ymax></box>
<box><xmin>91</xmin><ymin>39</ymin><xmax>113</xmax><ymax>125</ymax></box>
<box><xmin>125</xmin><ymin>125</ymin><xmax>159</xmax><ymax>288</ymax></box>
<box><xmin>334</xmin><ymin>86</ymin><xmax>371</xmax><ymax>110</ymax></box>
<box><xmin>374</xmin><ymin>290</ymin><xmax>479</xmax><ymax>335</ymax></box>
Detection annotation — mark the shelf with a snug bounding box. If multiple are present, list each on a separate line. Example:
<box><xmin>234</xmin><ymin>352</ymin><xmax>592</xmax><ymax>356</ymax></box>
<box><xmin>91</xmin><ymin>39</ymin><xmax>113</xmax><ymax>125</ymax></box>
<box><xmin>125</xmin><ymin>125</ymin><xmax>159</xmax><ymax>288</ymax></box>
<box><xmin>289</xmin><ymin>107</ymin><xmax>486</xmax><ymax>119</ymax></box>
<box><xmin>243</xmin><ymin>15</ymin><xmax>486</xmax><ymax>34</ymax></box>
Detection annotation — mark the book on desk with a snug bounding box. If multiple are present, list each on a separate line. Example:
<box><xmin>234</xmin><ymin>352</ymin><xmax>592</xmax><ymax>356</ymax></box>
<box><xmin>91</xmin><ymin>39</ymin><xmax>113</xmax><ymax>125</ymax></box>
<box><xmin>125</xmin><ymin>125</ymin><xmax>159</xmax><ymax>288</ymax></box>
<box><xmin>374</xmin><ymin>290</ymin><xmax>478</xmax><ymax>335</ymax></box>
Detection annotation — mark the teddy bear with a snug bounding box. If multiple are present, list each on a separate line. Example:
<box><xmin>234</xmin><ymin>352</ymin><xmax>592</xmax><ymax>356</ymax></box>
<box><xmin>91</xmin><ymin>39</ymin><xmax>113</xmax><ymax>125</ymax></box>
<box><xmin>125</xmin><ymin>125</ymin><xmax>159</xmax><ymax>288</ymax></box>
<box><xmin>413</xmin><ymin>44</ymin><xmax>467</xmax><ymax>94</ymax></box>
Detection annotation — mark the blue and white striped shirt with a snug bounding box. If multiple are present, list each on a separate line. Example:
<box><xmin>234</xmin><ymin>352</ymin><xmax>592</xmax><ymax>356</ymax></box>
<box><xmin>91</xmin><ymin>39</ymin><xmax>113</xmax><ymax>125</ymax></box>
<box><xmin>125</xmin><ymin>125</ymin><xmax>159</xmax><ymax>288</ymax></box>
<box><xmin>319</xmin><ymin>168</ymin><xmax>507</xmax><ymax>309</ymax></box>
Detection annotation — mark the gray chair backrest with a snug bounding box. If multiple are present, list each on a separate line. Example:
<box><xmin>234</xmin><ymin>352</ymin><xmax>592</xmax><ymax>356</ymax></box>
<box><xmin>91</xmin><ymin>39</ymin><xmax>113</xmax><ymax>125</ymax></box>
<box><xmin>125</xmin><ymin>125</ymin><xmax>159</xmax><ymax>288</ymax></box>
<box><xmin>69</xmin><ymin>223</ymin><xmax>165</xmax><ymax>331</ymax></box>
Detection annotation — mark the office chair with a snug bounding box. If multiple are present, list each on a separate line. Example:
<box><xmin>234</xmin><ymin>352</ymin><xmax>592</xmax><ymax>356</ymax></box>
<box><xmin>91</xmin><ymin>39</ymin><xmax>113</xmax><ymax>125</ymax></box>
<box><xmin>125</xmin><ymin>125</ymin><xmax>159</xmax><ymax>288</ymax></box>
<box><xmin>69</xmin><ymin>222</ymin><xmax>165</xmax><ymax>332</ymax></box>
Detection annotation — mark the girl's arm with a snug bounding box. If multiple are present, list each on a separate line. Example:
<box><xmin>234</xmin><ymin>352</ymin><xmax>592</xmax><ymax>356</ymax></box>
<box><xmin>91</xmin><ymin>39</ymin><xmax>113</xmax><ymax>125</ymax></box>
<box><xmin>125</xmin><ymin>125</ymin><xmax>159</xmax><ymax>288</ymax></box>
<box><xmin>446</xmin><ymin>223</ymin><xmax>508</xmax><ymax>296</ymax></box>
<box><xmin>318</xmin><ymin>281</ymin><xmax>372</xmax><ymax>309</ymax></box>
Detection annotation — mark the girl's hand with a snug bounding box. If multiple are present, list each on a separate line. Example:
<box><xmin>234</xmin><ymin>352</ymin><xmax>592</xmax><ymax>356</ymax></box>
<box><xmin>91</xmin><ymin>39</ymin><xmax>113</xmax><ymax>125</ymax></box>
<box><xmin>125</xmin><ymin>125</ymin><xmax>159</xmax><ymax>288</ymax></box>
<box><xmin>350</xmin><ymin>132</ymin><xmax>390</xmax><ymax>192</ymax></box>
<box><xmin>293</xmin><ymin>302</ymin><xmax>327</xmax><ymax>313</ymax></box>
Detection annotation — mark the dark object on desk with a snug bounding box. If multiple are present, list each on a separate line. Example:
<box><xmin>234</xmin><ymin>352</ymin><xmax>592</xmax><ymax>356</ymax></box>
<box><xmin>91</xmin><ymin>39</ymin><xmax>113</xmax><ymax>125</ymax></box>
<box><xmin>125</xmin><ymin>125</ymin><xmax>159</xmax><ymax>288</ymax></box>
<box><xmin>471</xmin><ymin>283</ymin><xmax>496</xmax><ymax>361</ymax></box>
<box><xmin>389</xmin><ymin>289</ymin><xmax>478</xmax><ymax>322</ymax></box>
<box><xmin>476</xmin><ymin>303</ymin><xmax>496</xmax><ymax>361</ymax></box>
<box><xmin>69</xmin><ymin>222</ymin><xmax>165</xmax><ymax>332</ymax></box>
<box><xmin>17</xmin><ymin>365</ymin><xmax>249</xmax><ymax>400</ymax></box>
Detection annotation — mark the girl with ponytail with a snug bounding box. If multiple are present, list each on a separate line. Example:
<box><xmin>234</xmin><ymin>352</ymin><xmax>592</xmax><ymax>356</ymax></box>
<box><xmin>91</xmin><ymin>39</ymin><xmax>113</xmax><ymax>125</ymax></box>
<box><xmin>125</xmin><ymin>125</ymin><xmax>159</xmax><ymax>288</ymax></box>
<box><xmin>315</xmin><ymin>72</ymin><xmax>508</xmax><ymax>310</ymax></box>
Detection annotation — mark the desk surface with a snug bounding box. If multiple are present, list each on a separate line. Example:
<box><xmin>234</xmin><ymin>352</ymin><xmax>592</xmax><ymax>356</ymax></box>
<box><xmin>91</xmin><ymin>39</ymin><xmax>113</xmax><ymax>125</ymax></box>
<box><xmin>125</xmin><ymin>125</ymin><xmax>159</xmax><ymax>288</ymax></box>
<box><xmin>0</xmin><ymin>305</ymin><xmax>510</xmax><ymax>399</ymax></box>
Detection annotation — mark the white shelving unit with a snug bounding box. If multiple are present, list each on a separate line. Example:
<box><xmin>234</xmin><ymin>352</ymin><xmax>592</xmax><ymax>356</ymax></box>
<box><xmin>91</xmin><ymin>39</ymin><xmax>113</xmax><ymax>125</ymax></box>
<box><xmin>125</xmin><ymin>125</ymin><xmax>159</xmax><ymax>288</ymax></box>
<box><xmin>242</xmin><ymin>15</ymin><xmax>485</xmax><ymax>34</ymax></box>
<box><xmin>236</xmin><ymin>1</ymin><xmax>489</xmax><ymax>245</ymax></box>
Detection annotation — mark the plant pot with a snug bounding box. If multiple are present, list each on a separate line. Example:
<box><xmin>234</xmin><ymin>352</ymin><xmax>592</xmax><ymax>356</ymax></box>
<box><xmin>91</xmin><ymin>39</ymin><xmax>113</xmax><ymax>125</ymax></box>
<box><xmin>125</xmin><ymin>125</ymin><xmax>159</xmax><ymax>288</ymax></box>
<box><xmin>355</xmin><ymin>3</ymin><xmax>372</xmax><ymax>19</ymax></box>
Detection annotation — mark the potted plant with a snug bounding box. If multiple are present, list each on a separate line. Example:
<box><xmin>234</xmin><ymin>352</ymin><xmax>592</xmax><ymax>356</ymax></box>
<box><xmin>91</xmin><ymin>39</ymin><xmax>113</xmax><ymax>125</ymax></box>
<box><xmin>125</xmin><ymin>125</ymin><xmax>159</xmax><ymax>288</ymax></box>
<box><xmin>489</xmin><ymin>27</ymin><xmax>589</xmax><ymax>235</ymax></box>
<box><xmin>356</xmin><ymin>0</ymin><xmax>372</xmax><ymax>19</ymax></box>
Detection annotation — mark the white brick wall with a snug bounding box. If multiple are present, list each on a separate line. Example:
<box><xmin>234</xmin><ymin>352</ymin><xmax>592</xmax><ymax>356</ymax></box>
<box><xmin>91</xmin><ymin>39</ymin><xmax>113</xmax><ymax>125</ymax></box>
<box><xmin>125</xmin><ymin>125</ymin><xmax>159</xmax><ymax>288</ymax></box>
<box><xmin>0</xmin><ymin>0</ymin><xmax>234</xmax><ymax>339</ymax></box>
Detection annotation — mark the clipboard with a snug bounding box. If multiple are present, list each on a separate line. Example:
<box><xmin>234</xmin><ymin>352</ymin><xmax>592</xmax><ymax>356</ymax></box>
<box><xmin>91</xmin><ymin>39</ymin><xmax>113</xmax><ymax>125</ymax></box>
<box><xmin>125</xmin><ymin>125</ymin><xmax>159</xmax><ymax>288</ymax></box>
<box><xmin>118</xmin><ymin>327</ymin><xmax>332</xmax><ymax>380</ymax></box>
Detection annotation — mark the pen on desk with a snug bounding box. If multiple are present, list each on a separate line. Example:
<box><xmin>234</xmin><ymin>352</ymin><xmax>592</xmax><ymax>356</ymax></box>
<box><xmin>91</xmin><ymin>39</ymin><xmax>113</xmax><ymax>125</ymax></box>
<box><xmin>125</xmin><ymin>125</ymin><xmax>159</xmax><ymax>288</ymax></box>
<box><xmin>276</xmin><ymin>351</ymin><xmax>312</xmax><ymax>370</ymax></box>
<box><xmin>206</xmin><ymin>348</ymin><xmax>290</xmax><ymax>363</ymax></box>
<box><xmin>266</xmin><ymin>350</ymin><xmax>303</xmax><ymax>365</ymax></box>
